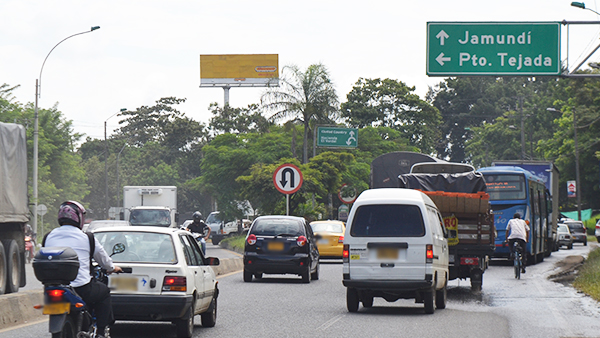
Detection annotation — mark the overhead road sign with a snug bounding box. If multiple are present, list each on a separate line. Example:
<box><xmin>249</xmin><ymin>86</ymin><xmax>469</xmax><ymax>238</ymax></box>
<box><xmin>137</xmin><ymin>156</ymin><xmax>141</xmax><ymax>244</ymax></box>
<box><xmin>273</xmin><ymin>163</ymin><xmax>303</xmax><ymax>195</ymax></box>
<box><xmin>200</xmin><ymin>54</ymin><xmax>279</xmax><ymax>87</ymax></box>
<box><xmin>317</xmin><ymin>127</ymin><xmax>358</xmax><ymax>148</ymax></box>
<box><xmin>427</xmin><ymin>22</ymin><xmax>561</xmax><ymax>76</ymax></box>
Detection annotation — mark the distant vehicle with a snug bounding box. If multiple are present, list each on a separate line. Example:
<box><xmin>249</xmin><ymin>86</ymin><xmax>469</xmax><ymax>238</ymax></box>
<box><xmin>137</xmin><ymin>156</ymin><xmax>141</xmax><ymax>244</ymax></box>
<box><xmin>93</xmin><ymin>226</ymin><xmax>220</xmax><ymax>338</ymax></box>
<box><xmin>342</xmin><ymin>188</ymin><xmax>449</xmax><ymax>314</ymax></box>
<box><xmin>310</xmin><ymin>220</ymin><xmax>345</xmax><ymax>259</ymax></box>
<box><xmin>206</xmin><ymin>211</ymin><xmax>245</xmax><ymax>245</ymax></box>
<box><xmin>86</xmin><ymin>220</ymin><xmax>131</xmax><ymax>233</ymax></box>
<box><xmin>563</xmin><ymin>220</ymin><xmax>587</xmax><ymax>246</ymax></box>
<box><xmin>122</xmin><ymin>186</ymin><xmax>179</xmax><ymax>228</ymax></box>
<box><xmin>557</xmin><ymin>224</ymin><xmax>573</xmax><ymax>250</ymax></box>
<box><xmin>243</xmin><ymin>215</ymin><xmax>320</xmax><ymax>283</ymax></box>
<box><xmin>595</xmin><ymin>219</ymin><xmax>600</xmax><ymax>242</ymax></box>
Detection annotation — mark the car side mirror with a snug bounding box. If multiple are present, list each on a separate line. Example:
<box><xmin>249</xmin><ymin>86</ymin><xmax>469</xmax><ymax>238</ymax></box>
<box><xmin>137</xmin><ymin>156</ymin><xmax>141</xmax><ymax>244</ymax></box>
<box><xmin>206</xmin><ymin>257</ymin><xmax>220</xmax><ymax>266</ymax></box>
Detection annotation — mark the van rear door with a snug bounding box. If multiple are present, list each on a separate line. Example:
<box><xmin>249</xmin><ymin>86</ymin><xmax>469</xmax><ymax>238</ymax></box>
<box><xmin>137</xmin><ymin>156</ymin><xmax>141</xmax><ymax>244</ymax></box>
<box><xmin>346</xmin><ymin>204</ymin><xmax>428</xmax><ymax>280</ymax></box>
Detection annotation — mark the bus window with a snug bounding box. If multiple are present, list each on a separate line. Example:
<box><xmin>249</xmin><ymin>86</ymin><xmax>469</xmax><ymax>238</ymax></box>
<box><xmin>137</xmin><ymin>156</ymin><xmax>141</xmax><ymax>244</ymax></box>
<box><xmin>483</xmin><ymin>174</ymin><xmax>526</xmax><ymax>200</ymax></box>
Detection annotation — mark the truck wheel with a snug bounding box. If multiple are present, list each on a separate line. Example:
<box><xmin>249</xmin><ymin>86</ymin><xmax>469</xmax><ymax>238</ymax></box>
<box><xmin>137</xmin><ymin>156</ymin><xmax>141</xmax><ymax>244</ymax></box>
<box><xmin>470</xmin><ymin>269</ymin><xmax>483</xmax><ymax>292</ymax></box>
<box><xmin>346</xmin><ymin>288</ymin><xmax>359</xmax><ymax>312</ymax></box>
<box><xmin>424</xmin><ymin>288</ymin><xmax>435</xmax><ymax>314</ymax></box>
<box><xmin>2</xmin><ymin>240</ymin><xmax>20</xmax><ymax>294</ymax></box>
<box><xmin>0</xmin><ymin>241</ymin><xmax>6</xmax><ymax>295</ymax></box>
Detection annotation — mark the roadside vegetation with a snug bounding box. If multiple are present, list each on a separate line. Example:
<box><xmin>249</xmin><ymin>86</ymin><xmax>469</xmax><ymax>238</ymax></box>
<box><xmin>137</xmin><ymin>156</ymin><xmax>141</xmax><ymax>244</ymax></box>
<box><xmin>220</xmin><ymin>235</ymin><xmax>245</xmax><ymax>254</ymax></box>
<box><xmin>573</xmin><ymin>247</ymin><xmax>600</xmax><ymax>302</ymax></box>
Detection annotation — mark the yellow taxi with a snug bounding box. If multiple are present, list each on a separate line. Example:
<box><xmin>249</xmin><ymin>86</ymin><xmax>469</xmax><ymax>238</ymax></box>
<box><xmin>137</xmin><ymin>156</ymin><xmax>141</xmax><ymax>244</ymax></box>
<box><xmin>310</xmin><ymin>220</ymin><xmax>345</xmax><ymax>258</ymax></box>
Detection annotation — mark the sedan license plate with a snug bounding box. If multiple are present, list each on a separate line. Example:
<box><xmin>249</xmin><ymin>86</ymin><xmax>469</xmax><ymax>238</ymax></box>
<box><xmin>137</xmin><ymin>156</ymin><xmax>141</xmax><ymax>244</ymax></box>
<box><xmin>267</xmin><ymin>242</ymin><xmax>284</xmax><ymax>251</ymax></box>
<box><xmin>43</xmin><ymin>302</ymin><xmax>70</xmax><ymax>315</ymax></box>
<box><xmin>111</xmin><ymin>277</ymin><xmax>138</xmax><ymax>291</ymax></box>
<box><xmin>377</xmin><ymin>248</ymin><xmax>399</xmax><ymax>260</ymax></box>
<box><xmin>318</xmin><ymin>239</ymin><xmax>330</xmax><ymax>245</ymax></box>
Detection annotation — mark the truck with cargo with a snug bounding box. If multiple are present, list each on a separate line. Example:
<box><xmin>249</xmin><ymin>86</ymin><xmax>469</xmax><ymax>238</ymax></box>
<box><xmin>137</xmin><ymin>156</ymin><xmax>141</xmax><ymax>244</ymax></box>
<box><xmin>397</xmin><ymin>167</ymin><xmax>495</xmax><ymax>291</ymax></box>
<box><xmin>492</xmin><ymin>160</ymin><xmax>559</xmax><ymax>255</ymax></box>
<box><xmin>122</xmin><ymin>186</ymin><xmax>179</xmax><ymax>227</ymax></box>
<box><xmin>0</xmin><ymin>122</ymin><xmax>29</xmax><ymax>294</ymax></box>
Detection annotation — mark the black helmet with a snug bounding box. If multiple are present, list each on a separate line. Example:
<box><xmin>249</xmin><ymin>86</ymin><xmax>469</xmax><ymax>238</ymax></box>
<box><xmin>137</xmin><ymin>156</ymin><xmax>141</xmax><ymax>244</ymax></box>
<box><xmin>192</xmin><ymin>211</ymin><xmax>202</xmax><ymax>221</ymax></box>
<box><xmin>58</xmin><ymin>201</ymin><xmax>87</xmax><ymax>229</ymax></box>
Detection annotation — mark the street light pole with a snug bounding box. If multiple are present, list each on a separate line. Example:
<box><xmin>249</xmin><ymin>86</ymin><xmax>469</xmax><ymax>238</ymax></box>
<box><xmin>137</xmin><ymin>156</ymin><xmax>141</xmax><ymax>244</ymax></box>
<box><xmin>33</xmin><ymin>26</ymin><xmax>100</xmax><ymax>235</ymax></box>
<box><xmin>104</xmin><ymin>108</ymin><xmax>126</xmax><ymax>219</ymax></box>
<box><xmin>547</xmin><ymin>107</ymin><xmax>582</xmax><ymax>220</ymax></box>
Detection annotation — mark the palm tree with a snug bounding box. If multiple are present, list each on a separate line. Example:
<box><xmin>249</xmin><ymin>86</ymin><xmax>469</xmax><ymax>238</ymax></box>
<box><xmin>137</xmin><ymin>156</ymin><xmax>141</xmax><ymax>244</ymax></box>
<box><xmin>261</xmin><ymin>64</ymin><xmax>339</xmax><ymax>163</ymax></box>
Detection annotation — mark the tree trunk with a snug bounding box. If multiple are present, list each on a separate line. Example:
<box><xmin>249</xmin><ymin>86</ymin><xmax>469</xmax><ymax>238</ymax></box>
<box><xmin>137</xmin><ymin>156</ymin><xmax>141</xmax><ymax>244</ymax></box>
<box><xmin>303</xmin><ymin>121</ymin><xmax>309</xmax><ymax>164</ymax></box>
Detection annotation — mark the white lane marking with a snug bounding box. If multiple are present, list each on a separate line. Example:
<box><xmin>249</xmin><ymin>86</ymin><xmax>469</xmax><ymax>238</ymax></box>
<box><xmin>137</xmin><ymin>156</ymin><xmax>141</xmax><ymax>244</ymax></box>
<box><xmin>317</xmin><ymin>314</ymin><xmax>345</xmax><ymax>331</ymax></box>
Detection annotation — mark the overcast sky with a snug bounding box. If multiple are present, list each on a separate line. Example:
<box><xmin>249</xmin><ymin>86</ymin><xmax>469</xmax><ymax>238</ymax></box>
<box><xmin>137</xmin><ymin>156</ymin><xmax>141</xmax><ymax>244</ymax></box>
<box><xmin>2</xmin><ymin>0</ymin><xmax>600</xmax><ymax>142</ymax></box>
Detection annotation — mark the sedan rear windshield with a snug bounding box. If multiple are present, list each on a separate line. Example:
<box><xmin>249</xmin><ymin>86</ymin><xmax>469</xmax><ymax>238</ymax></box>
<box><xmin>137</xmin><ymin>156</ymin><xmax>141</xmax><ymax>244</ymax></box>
<box><xmin>250</xmin><ymin>219</ymin><xmax>305</xmax><ymax>237</ymax></box>
<box><xmin>565</xmin><ymin>222</ymin><xmax>585</xmax><ymax>231</ymax></box>
<box><xmin>350</xmin><ymin>204</ymin><xmax>425</xmax><ymax>237</ymax></box>
<box><xmin>95</xmin><ymin>231</ymin><xmax>176</xmax><ymax>264</ymax></box>
<box><xmin>311</xmin><ymin>222</ymin><xmax>344</xmax><ymax>233</ymax></box>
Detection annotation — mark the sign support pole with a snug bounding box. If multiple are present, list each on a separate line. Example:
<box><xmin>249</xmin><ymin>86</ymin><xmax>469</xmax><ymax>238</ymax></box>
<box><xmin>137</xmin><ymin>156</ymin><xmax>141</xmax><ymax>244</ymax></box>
<box><xmin>286</xmin><ymin>194</ymin><xmax>290</xmax><ymax>216</ymax></box>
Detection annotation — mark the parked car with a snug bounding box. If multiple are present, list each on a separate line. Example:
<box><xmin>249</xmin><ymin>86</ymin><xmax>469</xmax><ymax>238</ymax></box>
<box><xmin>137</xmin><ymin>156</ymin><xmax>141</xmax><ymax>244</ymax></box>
<box><xmin>595</xmin><ymin>219</ymin><xmax>600</xmax><ymax>242</ymax></box>
<box><xmin>564</xmin><ymin>220</ymin><xmax>587</xmax><ymax>246</ymax></box>
<box><xmin>342</xmin><ymin>188</ymin><xmax>449</xmax><ymax>314</ymax></box>
<box><xmin>206</xmin><ymin>211</ymin><xmax>243</xmax><ymax>245</ymax></box>
<box><xmin>557</xmin><ymin>224</ymin><xmax>574</xmax><ymax>249</ymax></box>
<box><xmin>93</xmin><ymin>226</ymin><xmax>220</xmax><ymax>338</ymax></box>
<box><xmin>310</xmin><ymin>220</ymin><xmax>345</xmax><ymax>259</ymax></box>
<box><xmin>243</xmin><ymin>215</ymin><xmax>320</xmax><ymax>283</ymax></box>
<box><xmin>85</xmin><ymin>219</ymin><xmax>130</xmax><ymax>233</ymax></box>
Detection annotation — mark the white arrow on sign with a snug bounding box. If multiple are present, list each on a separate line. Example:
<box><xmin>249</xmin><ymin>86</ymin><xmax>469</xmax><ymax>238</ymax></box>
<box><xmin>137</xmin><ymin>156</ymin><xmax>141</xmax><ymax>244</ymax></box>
<box><xmin>436</xmin><ymin>30</ymin><xmax>449</xmax><ymax>45</ymax></box>
<box><xmin>436</xmin><ymin>52</ymin><xmax>451</xmax><ymax>66</ymax></box>
<box><xmin>273</xmin><ymin>163</ymin><xmax>303</xmax><ymax>194</ymax></box>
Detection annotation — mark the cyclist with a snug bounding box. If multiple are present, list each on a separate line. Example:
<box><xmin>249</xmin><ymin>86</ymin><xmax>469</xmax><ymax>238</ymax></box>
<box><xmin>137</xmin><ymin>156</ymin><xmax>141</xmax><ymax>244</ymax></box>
<box><xmin>505</xmin><ymin>213</ymin><xmax>530</xmax><ymax>273</ymax></box>
<box><xmin>44</xmin><ymin>201</ymin><xmax>122</xmax><ymax>338</ymax></box>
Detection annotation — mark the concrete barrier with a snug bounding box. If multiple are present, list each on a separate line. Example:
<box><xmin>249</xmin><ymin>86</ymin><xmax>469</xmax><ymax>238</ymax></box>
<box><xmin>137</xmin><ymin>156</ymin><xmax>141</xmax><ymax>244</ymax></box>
<box><xmin>0</xmin><ymin>257</ymin><xmax>243</xmax><ymax>331</ymax></box>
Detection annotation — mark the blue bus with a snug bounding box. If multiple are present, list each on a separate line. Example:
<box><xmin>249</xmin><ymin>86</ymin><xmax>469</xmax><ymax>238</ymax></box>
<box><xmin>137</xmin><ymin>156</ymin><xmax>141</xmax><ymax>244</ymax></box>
<box><xmin>478</xmin><ymin>166</ymin><xmax>550</xmax><ymax>264</ymax></box>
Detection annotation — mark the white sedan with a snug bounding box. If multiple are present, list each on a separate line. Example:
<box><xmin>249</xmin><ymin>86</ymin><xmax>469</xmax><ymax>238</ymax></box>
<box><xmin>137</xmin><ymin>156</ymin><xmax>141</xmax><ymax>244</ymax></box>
<box><xmin>93</xmin><ymin>226</ymin><xmax>220</xmax><ymax>338</ymax></box>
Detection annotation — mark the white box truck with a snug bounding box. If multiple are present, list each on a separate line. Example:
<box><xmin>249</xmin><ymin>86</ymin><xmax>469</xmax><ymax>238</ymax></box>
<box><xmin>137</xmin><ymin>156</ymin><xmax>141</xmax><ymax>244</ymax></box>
<box><xmin>122</xmin><ymin>186</ymin><xmax>178</xmax><ymax>227</ymax></box>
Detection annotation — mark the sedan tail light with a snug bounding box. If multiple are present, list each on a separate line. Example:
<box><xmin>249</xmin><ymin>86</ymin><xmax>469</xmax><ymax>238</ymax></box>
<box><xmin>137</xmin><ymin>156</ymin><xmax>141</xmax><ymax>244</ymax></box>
<box><xmin>247</xmin><ymin>234</ymin><xmax>257</xmax><ymax>245</ymax></box>
<box><xmin>297</xmin><ymin>236</ymin><xmax>307</xmax><ymax>247</ymax></box>
<box><xmin>338</xmin><ymin>235</ymin><xmax>344</xmax><ymax>243</ymax></box>
<box><xmin>162</xmin><ymin>276</ymin><xmax>186</xmax><ymax>291</ymax></box>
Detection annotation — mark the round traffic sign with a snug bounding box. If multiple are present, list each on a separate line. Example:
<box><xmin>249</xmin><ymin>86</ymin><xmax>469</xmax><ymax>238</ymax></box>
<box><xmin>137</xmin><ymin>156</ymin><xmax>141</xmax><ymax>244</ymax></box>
<box><xmin>37</xmin><ymin>204</ymin><xmax>47</xmax><ymax>216</ymax></box>
<box><xmin>338</xmin><ymin>184</ymin><xmax>357</xmax><ymax>204</ymax></box>
<box><xmin>273</xmin><ymin>163</ymin><xmax>303</xmax><ymax>194</ymax></box>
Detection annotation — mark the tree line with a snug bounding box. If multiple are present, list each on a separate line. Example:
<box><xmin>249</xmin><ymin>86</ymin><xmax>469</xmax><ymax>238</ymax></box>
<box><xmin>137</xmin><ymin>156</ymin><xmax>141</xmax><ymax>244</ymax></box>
<box><xmin>1</xmin><ymin>64</ymin><xmax>599</xmax><ymax>234</ymax></box>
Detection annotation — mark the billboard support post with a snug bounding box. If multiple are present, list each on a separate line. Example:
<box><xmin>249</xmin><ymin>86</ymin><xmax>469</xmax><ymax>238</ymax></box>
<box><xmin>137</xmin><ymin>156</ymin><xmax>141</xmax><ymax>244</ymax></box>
<box><xmin>224</xmin><ymin>86</ymin><xmax>230</xmax><ymax>107</ymax></box>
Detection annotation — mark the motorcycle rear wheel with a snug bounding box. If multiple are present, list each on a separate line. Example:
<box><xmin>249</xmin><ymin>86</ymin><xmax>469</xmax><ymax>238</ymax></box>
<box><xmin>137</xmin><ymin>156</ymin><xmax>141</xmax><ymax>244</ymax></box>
<box><xmin>51</xmin><ymin>316</ymin><xmax>76</xmax><ymax>338</ymax></box>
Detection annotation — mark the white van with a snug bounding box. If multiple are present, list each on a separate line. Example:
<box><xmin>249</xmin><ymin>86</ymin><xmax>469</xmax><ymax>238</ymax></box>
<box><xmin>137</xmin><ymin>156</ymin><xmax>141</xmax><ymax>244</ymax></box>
<box><xmin>342</xmin><ymin>188</ymin><xmax>449</xmax><ymax>314</ymax></box>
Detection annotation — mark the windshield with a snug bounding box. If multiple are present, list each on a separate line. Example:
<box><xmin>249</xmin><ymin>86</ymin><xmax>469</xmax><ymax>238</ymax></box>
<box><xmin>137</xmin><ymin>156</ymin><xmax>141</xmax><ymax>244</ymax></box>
<box><xmin>483</xmin><ymin>173</ymin><xmax>527</xmax><ymax>201</ymax></box>
<box><xmin>311</xmin><ymin>222</ymin><xmax>344</xmax><ymax>233</ymax></box>
<box><xmin>350</xmin><ymin>204</ymin><xmax>425</xmax><ymax>237</ymax></box>
<box><xmin>250</xmin><ymin>219</ymin><xmax>304</xmax><ymax>237</ymax></box>
<box><xmin>565</xmin><ymin>222</ymin><xmax>584</xmax><ymax>230</ymax></box>
<box><xmin>205</xmin><ymin>212</ymin><xmax>222</xmax><ymax>224</ymax></box>
<box><xmin>129</xmin><ymin>209</ymin><xmax>171</xmax><ymax>226</ymax></box>
<box><xmin>558</xmin><ymin>225</ymin><xmax>569</xmax><ymax>232</ymax></box>
<box><xmin>95</xmin><ymin>231</ymin><xmax>176</xmax><ymax>264</ymax></box>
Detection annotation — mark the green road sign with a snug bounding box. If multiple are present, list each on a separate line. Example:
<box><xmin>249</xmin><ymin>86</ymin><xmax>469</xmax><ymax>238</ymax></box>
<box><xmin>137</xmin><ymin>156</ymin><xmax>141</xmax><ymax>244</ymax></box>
<box><xmin>427</xmin><ymin>22</ymin><xmax>561</xmax><ymax>76</ymax></box>
<box><xmin>317</xmin><ymin>127</ymin><xmax>358</xmax><ymax>148</ymax></box>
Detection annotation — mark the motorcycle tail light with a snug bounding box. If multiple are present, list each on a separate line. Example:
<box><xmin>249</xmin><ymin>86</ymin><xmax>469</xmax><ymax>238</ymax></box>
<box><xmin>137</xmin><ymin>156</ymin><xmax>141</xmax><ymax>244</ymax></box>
<box><xmin>47</xmin><ymin>289</ymin><xmax>65</xmax><ymax>302</ymax></box>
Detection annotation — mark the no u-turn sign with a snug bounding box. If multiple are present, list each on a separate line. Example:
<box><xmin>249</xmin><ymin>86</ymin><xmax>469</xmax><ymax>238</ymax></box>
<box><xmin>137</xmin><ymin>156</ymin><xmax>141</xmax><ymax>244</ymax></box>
<box><xmin>273</xmin><ymin>163</ymin><xmax>303</xmax><ymax>194</ymax></box>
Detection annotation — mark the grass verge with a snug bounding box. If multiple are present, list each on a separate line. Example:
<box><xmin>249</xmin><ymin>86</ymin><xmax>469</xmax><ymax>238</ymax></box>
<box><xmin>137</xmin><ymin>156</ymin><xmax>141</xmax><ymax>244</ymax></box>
<box><xmin>573</xmin><ymin>247</ymin><xmax>600</xmax><ymax>302</ymax></box>
<box><xmin>220</xmin><ymin>235</ymin><xmax>245</xmax><ymax>254</ymax></box>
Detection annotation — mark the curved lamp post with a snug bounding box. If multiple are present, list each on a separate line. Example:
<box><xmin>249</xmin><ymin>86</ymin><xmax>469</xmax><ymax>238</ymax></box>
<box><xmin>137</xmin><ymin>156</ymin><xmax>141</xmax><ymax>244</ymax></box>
<box><xmin>547</xmin><ymin>107</ymin><xmax>581</xmax><ymax>221</ymax></box>
<box><xmin>33</xmin><ymin>26</ymin><xmax>100</xmax><ymax>235</ymax></box>
<box><xmin>571</xmin><ymin>2</ymin><xmax>600</xmax><ymax>15</ymax></box>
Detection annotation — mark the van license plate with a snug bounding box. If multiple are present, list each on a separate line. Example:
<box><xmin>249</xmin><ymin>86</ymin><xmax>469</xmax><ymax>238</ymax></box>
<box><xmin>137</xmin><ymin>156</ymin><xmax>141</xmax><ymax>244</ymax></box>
<box><xmin>43</xmin><ymin>302</ymin><xmax>70</xmax><ymax>315</ymax></box>
<box><xmin>377</xmin><ymin>248</ymin><xmax>399</xmax><ymax>260</ymax></box>
<box><xmin>267</xmin><ymin>242</ymin><xmax>284</xmax><ymax>251</ymax></box>
<box><xmin>111</xmin><ymin>277</ymin><xmax>138</xmax><ymax>291</ymax></box>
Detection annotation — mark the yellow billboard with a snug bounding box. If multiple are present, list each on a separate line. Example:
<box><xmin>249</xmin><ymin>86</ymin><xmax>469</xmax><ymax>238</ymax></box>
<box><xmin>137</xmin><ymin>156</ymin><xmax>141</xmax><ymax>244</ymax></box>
<box><xmin>200</xmin><ymin>54</ymin><xmax>279</xmax><ymax>86</ymax></box>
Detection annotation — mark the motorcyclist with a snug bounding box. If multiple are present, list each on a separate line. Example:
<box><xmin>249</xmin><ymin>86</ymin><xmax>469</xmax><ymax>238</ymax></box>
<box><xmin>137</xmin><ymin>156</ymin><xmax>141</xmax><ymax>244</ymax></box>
<box><xmin>186</xmin><ymin>211</ymin><xmax>210</xmax><ymax>255</ymax></box>
<box><xmin>44</xmin><ymin>201</ymin><xmax>122</xmax><ymax>338</ymax></box>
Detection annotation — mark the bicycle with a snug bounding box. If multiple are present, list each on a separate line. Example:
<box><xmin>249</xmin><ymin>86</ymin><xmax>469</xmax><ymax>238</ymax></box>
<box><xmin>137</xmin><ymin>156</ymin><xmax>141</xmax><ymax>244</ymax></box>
<box><xmin>512</xmin><ymin>241</ymin><xmax>524</xmax><ymax>279</ymax></box>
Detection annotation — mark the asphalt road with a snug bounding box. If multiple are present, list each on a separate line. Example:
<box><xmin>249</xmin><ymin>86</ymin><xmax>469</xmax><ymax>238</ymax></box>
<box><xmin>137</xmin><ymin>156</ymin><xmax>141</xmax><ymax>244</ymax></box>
<box><xmin>3</xmin><ymin>244</ymin><xmax>600</xmax><ymax>338</ymax></box>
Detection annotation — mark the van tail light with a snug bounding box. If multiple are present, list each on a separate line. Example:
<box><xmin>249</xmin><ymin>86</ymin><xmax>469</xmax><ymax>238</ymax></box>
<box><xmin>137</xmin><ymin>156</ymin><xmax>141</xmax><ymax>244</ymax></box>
<box><xmin>297</xmin><ymin>236</ymin><xmax>307</xmax><ymax>247</ymax></box>
<box><xmin>426</xmin><ymin>244</ymin><xmax>434</xmax><ymax>263</ymax></box>
<box><xmin>247</xmin><ymin>234</ymin><xmax>257</xmax><ymax>245</ymax></box>
<box><xmin>46</xmin><ymin>289</ymin><xmax>65</xmax><ymax>302</ymax></box>
<box><xmin>338</xmin><ymin>236</ymin><xmax>344</xmax><ymax>243</ymax></box>
<box><xmin>163</xmin><ymin>276</ymin><xmax>186</xmax><ymax>291</ymax></box>
<box><xmin>343</xmin><ymin>244</ymin><xmax>349</xmax><ymax>263</ymax></box>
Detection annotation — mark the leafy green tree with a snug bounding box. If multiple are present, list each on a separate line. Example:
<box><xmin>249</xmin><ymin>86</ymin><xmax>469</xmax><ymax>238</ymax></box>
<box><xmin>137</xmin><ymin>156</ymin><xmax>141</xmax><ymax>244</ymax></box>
<box><xmin>208</xmin><ymin>103</ymin><xmax>271</xmax><ymax>135</ymax></box>
<box><xmin>341</xmin><ymin>78</ymin><xmax>441</xmax><ymax>154</ymax></box>
<box><xmin>261</xmin><ymin>64</ymin><xmax>339</xmax><ymax>163</ymax></box>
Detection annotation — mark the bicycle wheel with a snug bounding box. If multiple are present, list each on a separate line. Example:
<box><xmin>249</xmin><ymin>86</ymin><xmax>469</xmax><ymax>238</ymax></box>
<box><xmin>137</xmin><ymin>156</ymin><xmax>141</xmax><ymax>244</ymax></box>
<box><xmin>514</xmin><ymin>255</ymin><xmax>521</xmax><ymax>279</ymax></box>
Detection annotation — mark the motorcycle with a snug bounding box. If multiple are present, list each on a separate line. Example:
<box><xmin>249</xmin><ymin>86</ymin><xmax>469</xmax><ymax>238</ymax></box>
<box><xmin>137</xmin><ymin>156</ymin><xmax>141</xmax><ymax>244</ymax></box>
<box><xmin>33</xmin><ymin>243</ymin><xmax>124</xmax><ymax>338</ymax></box>
<box><xmin>24</xmin><ymin>235</ymin><xmax>35</xmax><ymax>263</ymax></box>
